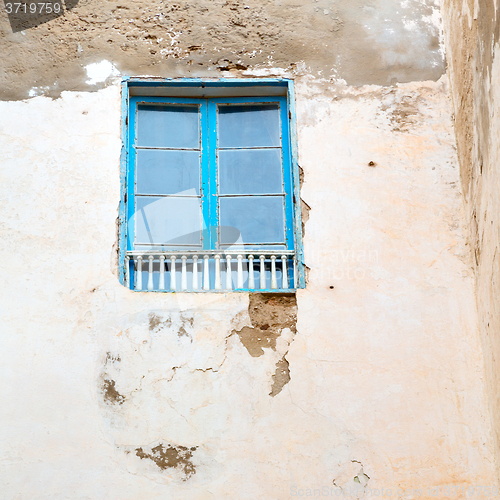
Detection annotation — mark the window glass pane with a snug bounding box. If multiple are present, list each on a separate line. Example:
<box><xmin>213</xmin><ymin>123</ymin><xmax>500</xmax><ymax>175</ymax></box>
<box><xmin>136</xmin><ymin>150</ymin><xmax>200</xmax><ymax>195</ymax></box>
<box><xmin>219</xmin><ymin>149</ymin><xmax>283</xmax><ymax>195</ymax></box>
<box><xmin>219</xmin><ymin>196</ymin><xmax>285</xmax><ymax>244</ymax></box>
<box><xmin>218</xmin><ymin>104</ymin><xmax>280</xmax><ymax>148</ymax></box>
<box><xmin>137</xmin><ymin>105</ymin><xmax>199</xmax><ymax>149</ymax></box>
<box><xmin>135</xmin><ymin>195</ymin><xmax>202</xmax><ymax>246</ymax></box>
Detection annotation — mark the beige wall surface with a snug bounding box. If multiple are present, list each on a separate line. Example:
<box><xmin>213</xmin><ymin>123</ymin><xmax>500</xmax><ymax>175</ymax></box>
<box><xmin>441</xmin><ymin>0</ymin><xmax>500</xmax><ymax>474</ymax></box>
<box><xmin>0</xmin><ymin>78</ymin><xmax>496</xmax><ymax>498</ymax></box>
<box><xmin>1</xmin><ymin>0</ymin><xmax>498</xmax><ymax>497</ymax></box>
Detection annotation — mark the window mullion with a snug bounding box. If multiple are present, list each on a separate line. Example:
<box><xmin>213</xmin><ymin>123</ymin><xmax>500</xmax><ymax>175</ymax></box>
<box><xmin>200</xmin><ymin>99</ymin><xmax>211</xmax><ymax>251</ymax></box>
<box><xmin>207</xmin><ymin>99</ymin><xmax>219</xmax><ymax>251</ymax></box>
<box><xmin>280</xmin><ymin>96</ymin><xmax>295</xmax><ymax>251</ymax></box>
<box><xmin>127</xmin><ymin>98</ymin><xmax>138</xmax><ymax>251</ymax></box>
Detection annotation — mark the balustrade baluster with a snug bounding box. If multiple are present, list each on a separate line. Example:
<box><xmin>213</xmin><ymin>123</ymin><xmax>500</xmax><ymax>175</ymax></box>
<box><xmin>181</xmin><ymin>255</ymin><xmax>188</xmax><ymax>290</ymax></box>
<box><xmin>203</xmin><ymin>255</ymin><xmax>210</xmax><ymax>290</ymax></box>
<box><xmin>237</xmin><ymin>255</ymin><xmax>244</xmax><ymax>288</ymax></box>
<box><xmin>170</xmin><ymin>256</ymin><xmax>177</xmax><ymax>291</ymax></box>
<box><xmin>192</xmin><ymin>256</ymin><xmax>199</xmax><ymax>290</ymax></box>
<box><xmin>259</xmin><ymin>255</ymin><xmax>266</xmax><ymax>289</ymax></box>
<box><xmin>281</xmin><ymin>255</ymin><xmax>288</xmax><ymax>289</ymax></box>
<box><xmin>147</xmin><ymin>255</ymin><xmax>154</xmax><ymax>291</ymax></box>
<box><xmin>225</xmin><ymin>254</ymin><xmax>232</xmax><ymax>290</ymax></box>
<box><xmin>271</xmin><ymin>256</ymin><xmax>278</xmax><ymax>289</ymax></box>
<box><xmin>215</xmin><ymin>254</ymin><xmax>222</xmax><ymax>290</ymax></box>
<box><xmin>159</xmin><ymin>255</ymin><xmax>165</xmax><ymax>290</ymax></box>
<box><xmin>136</xmin><ymin>255</ymin><xmax>143</xmax><ymax>290</ymax></box>
<box><xmin>294</xmin><ymin>259</ymin><xmax>298</xmax><ymax>288</ymax></box>
<box><xmin>248</xmin><ymin>255</ymin><xmax>255</xmax><ymax>289</ymax></box>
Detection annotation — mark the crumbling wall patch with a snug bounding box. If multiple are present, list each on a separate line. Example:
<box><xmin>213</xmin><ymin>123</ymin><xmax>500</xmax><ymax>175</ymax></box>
<box><xmin>135</xmin><ymin>442</ymin><xmax>198</xmax><ymax>480</ymax></box>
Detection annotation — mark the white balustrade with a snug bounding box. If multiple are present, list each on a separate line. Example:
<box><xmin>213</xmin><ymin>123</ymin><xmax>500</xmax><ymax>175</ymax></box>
<box><xmin>281</xmin><ymin>255</ymin><xmax>288</xmax><ymax>289</ymax></box>
<box><xmin>170</xmin><ymin>256</ymin><xmax>177</xmax><ymax>291</ymax></box>
<box><xmin>203</xmin><ymin>255</ymin><xmax>210</xmax><ymax>290</ymax></box>
<box><xmin>270</xmin><ymin>255</ymin><xmax>278</xmax><ymax>289</ymax></box>
<box><xmin>181</xmin><ymin>255</ymin><xmax>188</xmax><ymax>290</ymax></box>
<box><xmin>126</xmin><ymin>251</ymin><xmax>296</xmax><ymax>292</ymax></box>
<box><xmin>214</xmin><ymin>254</ymin><xmax>222</xmax><ymax>290</ymax></box>
<box><xmin>259</xmin><ymin>255</ymin><xmax>266</xmax><ymax>289</ymax></box>
<box><xmin>248</xmin><ymin>255</ymin><xmax>255</xmax><ymax>289</ymax></box>
<box><xmin>237</xmin><ymin>255</ymin><xmax>244</xmax><ymax>289</ymax></box>
<box><xmin>225</xmin><ymin>254</ymin><xmax>232</xmax><ymax>290</ymax></box>
<box><xmin>192</xmin><ymin>256</ymin><xmax>199</xmax><ymax>290</ymax></box>
<box><xmin>136</xmin><ymin>255</ymin><xmax>143</xmax><ymax>290</ymax></box>
<box><xmin>159</xmin><ymin>255</ymin><xmax>165</xmax><ymax>290</ymax></box>
<box><xmin>147</xmin><ymin>255</ymin><xmax>154</xmax><ymax>291</ymax></box>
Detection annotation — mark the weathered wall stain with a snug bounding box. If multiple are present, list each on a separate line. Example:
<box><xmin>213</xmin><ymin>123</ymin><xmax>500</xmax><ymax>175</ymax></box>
<box><xmin>333</xmin><ymin>460</ymin><xmax>371</xmax><ymax>493</ymax></box>
<box><xmin>148</xmin><ymin>311</ymin><xmax>193</xmax><ymax>339</ymax></box>
<box><xmin>148</xmin><ymin>312</ymin><xmax>166</xmax><ymax>331</ymax></box>
<box><xmin>101</xmin><ymin>352</ymin><xmax>125</xmax><ymax>405</ymax></box>
<box><xmin>0</xmin><ymin>0</ymin><xmax>444</xmax><ymax>99</ymax></box>
<box><xmin>178</xmin><ymin>316</ymin><xmax>194</xmax><ymax>339</ymax></box>
<box><xmin>105</xmin><ymin>352</ymin><xmax>121</xmax><ymax>363</ymax></box>
<box><xmin>299</xmin><ymin>165</ymin><xmax>311</xmax><ymax>245</ymax></box>
<box><xmin>231</xmin><ymin>294</ymin><xmax>296</xmax><ymax>395</ymax></box>
<box><xmin>383</xmin><ymin>91</ymin><xmax>422</xmax><ymax>133</ymax></box>
<box><xmin>135</xmin><ymin>442</ymin><xmax>197</xmax><ymax>480</ymax></box>
<box><xmin>102</xmin><ymin>379</ymin><xmax>125</xmax><ymax>405</ymax></box>
<box><xmin>442</xmin><ymin>0</ymin><xmax>500</xmax><ymax>476</ymax></box>
<box><xmin>233</xmin><ymin>293</ymin><xmax>297</xmax><ymax>358</ymax></box>
<box><xmin>269</xmin><ymin>356</ymin><xmax>290</xmax><ymax>397</ymax></box>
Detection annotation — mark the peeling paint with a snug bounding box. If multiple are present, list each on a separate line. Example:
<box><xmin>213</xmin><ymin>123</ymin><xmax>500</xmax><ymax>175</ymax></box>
<box><xmin>135</xmin><ymin>442</ymin><xmax>197</xmax><ymax>480</ymax></box>
<box><xmin>101</xmin><ymin>352</ymin><xmax>125</xmax><ymax>405</ymax></box>
<box><xmin>233</xmin><ymin>293</ymin><xmax>297</xmax><ymax>357</ymax></box>
<box><xmin>269</xmin><ymin>356</ymin><xmax>290</xmax><ymax>396</ymax></box>
<box><xmin>102</xmin><ymin>379</ymin><xmax>125</xmax><ymax>405</ymax></box>
<box><xmin>148</xmin><ymin>312</ymin><xmax>171</xmax><ymax>331</ymax></box>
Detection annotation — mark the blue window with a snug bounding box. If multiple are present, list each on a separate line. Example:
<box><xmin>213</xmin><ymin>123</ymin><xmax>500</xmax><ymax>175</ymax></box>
<box><xmin>120</xmin><ymin>79</ymin><xmax>304</xmax><ymax>292</ymax></box>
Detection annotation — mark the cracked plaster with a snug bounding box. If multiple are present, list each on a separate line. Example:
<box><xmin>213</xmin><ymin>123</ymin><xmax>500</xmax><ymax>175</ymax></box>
<box><xmin>0</xmin><ymin>77</ymin><xmax>497</xmax><ymax>496</ymax></box>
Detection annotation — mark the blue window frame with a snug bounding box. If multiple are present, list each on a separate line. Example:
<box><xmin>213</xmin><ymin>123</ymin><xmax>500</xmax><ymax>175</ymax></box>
<box><xmin>119</xmin><ymin>79</ymin><xmax>304</xmax><ymax>292</ymax></box>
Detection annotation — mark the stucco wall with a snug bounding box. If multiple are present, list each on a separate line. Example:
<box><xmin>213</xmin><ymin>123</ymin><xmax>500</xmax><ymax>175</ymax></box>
<box><xmin>0</xmin><ymin>78</ymin><xmax>496</xmax><ymax>497</ymax></box>
<box><xmin>441</xmin><ymin>0</ymin><xmax>500</xmax><ymax>474</ymax></box>
<box><xmin>1</xmin><ymin>0</ymin><xmax>498</xmax><ymax>497</ymax></box>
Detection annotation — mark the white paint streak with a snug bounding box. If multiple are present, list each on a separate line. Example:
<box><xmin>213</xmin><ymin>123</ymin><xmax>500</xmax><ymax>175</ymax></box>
<box><xmin>85</xmin><ymin>60</ymin><xmax>120</xmax><ymax>85</ymax></box>
<box><xmin>422</xmin><ymin>6</ymin><xmax>446</xmax><ymax>61</ymax></box>
<box><xmin>402</xmin><ymin>18</ymin><xmax>418</xmax><ymax>31</ymax></box>
<box><xmin>28</xmin><ymin>86</ymin><xmax>51</xmax><ymax>97</ymax></box>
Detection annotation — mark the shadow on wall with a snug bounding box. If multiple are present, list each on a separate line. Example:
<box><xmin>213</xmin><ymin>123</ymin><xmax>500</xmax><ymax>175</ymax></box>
<box><xmin>3</xmin><ymin>0</ymin><xmax>78</xmax><ymax>32</ymax></box>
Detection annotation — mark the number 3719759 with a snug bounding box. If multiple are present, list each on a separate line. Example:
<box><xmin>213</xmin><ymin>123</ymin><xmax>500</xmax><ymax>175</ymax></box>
<box><xmin>5</xmin><ymin>2</ymin><xmax>62</xmax><ymax>14</ymax></box>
